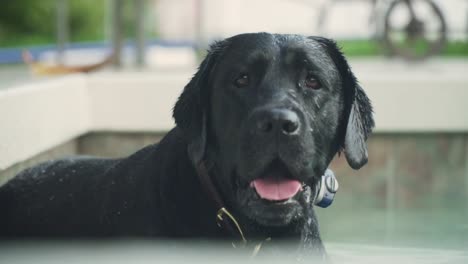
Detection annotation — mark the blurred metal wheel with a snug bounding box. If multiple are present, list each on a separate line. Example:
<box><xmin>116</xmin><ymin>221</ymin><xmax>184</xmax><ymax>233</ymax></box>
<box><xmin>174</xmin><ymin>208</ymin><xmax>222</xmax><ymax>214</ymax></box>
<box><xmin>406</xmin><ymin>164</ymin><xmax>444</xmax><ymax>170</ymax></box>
<box><xmin>382</xmin><ymin>0</ymin><xmax>447</xmax><ymax>60</ymax></box>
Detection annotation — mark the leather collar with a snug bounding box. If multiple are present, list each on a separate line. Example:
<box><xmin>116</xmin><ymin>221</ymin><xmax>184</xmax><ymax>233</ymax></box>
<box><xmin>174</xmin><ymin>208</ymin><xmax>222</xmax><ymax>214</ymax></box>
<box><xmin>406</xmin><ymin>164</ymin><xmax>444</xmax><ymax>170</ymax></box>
<box><xmin>195</xmin><ymin>161</ymin><xmax>247</xmax><ymax>244</ymax></box>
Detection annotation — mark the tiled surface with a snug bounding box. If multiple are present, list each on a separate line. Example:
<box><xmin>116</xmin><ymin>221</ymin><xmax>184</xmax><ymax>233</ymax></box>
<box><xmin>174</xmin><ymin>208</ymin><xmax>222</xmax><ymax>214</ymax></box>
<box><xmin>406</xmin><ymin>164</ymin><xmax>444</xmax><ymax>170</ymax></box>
<box><xmin>77</xmin><ymin>132</ymin><xmax>165</xmax><ymax>158</ymax></box>
<box><xmin>321</xmin><ymin>134</ymin><xmax>468</xmax><ymax>250</ymax></box>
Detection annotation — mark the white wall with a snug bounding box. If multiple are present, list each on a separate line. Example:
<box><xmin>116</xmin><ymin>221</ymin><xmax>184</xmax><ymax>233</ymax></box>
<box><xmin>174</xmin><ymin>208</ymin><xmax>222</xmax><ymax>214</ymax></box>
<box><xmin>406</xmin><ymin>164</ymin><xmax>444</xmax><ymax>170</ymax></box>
<box><xmin>0</xmin><ymin>75</ymin><xmax>90</xmax><ymax>170</ymax></box>
<box><xmin>87</xmin><ymin>71</ymin><xmax>190</xmax><ymax>132</ymax></box>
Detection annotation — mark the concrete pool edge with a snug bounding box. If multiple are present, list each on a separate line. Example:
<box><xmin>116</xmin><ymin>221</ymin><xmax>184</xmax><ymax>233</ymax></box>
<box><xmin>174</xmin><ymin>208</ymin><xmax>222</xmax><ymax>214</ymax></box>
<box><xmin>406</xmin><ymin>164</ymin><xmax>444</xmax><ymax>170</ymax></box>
<box><xmin>1</xmin><ymin>66</ymin><xmax>468</xmax><ymax>171</ymax></box>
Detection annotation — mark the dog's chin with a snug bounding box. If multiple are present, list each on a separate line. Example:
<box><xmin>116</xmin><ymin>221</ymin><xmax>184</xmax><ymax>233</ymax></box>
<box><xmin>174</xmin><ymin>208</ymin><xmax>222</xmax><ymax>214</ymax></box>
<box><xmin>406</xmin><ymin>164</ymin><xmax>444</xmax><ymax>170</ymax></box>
<box><xmin>240</xmin><ymin>189</ymin><xmax>306</xmax><ymax>227</ymax></box>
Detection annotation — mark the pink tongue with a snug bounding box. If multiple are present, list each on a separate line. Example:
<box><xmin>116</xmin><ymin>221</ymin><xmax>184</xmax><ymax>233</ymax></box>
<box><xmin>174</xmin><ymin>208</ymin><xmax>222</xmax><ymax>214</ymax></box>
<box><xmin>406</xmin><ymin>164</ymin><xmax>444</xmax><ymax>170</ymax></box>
<box><xmin>251</xmin><ymin>178</ymin><xmax>302</xmax><ymax>201</ymax></box>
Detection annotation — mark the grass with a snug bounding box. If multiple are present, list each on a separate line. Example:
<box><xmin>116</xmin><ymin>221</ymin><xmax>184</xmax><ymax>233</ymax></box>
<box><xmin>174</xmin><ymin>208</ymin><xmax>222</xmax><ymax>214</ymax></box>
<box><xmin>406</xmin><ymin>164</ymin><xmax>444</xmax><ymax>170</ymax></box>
<box><xmin>337</xmin><ymin>39</ymin><xmax>468</xmax><ymax>57</ymax></box>
<box><xmin>443</xmin><ymin>41</ymin><xmax>468</xmax><ymax>56</ymax></box>
<box><xmin>337</xmin><ymin>40</ymin><xmax>382</xmax><ymax>57</ymax></box>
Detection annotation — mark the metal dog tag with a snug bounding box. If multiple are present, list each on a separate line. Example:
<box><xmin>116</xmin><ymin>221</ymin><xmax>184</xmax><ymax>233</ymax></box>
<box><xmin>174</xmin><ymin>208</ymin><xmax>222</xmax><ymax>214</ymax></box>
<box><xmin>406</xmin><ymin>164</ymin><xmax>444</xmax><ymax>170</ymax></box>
<box><xmin>314</xmin><ymin>169</ymin><xmax>339</xmax><ymax>208</ymax></box>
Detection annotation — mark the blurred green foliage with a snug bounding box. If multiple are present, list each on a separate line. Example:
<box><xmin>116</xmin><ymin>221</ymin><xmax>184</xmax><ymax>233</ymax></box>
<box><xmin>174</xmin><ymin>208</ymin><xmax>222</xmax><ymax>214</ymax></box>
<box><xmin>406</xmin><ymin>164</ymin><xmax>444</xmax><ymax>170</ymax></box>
<box><xmin>0</xmin><ymin>0</ymin><xmax>106</xmax><ymax>47</ymax></box>
<box><xmin>0</xmin><ymin>0</ymin><xmax>146</xmax><ymax>48</ymax></box>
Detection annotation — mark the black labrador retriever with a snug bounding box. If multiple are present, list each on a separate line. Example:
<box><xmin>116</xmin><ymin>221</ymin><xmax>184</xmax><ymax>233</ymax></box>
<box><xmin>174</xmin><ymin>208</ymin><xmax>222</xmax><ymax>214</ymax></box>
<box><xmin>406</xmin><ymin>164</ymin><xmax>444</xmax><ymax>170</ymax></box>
<box><xmin>0</xmin><ymin>33</ymin><xmax>374</xmax><ymax>258</ymax></box>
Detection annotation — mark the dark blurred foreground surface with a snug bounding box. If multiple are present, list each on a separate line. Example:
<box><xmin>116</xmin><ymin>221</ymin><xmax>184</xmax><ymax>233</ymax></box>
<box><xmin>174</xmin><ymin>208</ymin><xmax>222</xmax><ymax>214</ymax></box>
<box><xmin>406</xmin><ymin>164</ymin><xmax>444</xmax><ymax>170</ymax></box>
<box><xmin>0</xmin><ymin>240</ymin><xmax>467</xmax><ymax>264</ymax></box>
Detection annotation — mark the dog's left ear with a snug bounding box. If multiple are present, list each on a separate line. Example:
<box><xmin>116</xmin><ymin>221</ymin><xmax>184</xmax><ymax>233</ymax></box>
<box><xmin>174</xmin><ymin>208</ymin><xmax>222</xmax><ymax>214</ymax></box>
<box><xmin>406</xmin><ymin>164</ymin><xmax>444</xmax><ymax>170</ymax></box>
<box><xmin>172</xmin><ymin>40</ymin><xmax>229</xmax><ymax>165</ymax></box>
<box><xmin>311</xmin><ymin>37</ymin><xmax>375</xmax><ymax>169</ymax></box>
<box><xmin>343</xmin><ymin>84</ymin><xmax>374</xmax><ymax>169</ymax></box>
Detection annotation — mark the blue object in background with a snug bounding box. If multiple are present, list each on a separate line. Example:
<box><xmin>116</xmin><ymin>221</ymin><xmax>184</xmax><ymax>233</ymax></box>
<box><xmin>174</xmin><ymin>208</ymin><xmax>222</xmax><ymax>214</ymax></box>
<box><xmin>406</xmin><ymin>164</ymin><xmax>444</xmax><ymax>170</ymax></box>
<box><xmin>0</xmin><ymin>39</ymin><xmax>195</xmax><ymax>64</ymax></box>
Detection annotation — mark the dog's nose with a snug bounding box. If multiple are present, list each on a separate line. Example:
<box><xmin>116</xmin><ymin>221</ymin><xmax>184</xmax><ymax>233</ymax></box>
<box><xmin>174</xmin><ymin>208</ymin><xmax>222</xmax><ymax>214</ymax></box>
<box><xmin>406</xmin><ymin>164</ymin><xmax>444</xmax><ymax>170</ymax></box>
<box><xmin>255</xmin><ymin>108</ymin><xmax>300</xmax><ymax>135</ymax></box>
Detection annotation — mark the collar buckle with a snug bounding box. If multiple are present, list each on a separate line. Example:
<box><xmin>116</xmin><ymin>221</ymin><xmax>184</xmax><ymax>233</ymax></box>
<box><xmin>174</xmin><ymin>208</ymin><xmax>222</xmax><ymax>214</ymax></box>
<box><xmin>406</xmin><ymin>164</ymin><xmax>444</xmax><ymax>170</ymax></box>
<box><xmin>216</xmin><ymin>207</ymin><xmax>247</xmax><ymax>244</ymax></box>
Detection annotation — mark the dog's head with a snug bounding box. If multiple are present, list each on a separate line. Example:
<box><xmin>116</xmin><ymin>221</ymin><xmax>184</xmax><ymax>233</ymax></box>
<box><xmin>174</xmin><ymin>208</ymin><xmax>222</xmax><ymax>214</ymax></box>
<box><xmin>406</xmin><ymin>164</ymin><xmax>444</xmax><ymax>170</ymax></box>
<box><xmin>173</xmin><ymin>33</ymin><xmax>374</xmax><ymax>228</ymax></box>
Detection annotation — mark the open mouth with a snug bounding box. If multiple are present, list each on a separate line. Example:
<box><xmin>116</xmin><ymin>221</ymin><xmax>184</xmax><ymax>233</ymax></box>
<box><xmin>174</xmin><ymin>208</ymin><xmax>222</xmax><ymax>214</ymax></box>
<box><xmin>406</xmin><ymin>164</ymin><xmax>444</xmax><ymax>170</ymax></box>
<box><xmin>249</xmin><ymin>160</ymin><xmax>303</xmax><ymax>202</ymax></box>
<box><xmin>237</xmin><ymin>159</ymin><xmax>310</xmax><ymax>226</ymax></box>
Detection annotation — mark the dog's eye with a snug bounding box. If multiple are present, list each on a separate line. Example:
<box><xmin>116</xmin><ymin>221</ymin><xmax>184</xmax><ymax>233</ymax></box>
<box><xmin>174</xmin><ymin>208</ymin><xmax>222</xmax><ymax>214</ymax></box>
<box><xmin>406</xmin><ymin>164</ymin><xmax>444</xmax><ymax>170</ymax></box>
<box><xmin>305</xmin><ymin>73</ymin><xmax>321</xmax><ymax>90</ymax></box>
<box><xmin>234</xmin><ymin>74</ymin><xmax>249</xmax><ymax>88</ymax></box>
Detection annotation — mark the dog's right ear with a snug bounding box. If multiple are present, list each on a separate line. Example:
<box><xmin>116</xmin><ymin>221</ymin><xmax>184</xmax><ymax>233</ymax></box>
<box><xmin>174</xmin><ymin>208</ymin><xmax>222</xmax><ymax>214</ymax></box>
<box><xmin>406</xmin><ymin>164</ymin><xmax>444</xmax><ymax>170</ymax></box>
<box><xmin>173</xmin><ymin>40</ymin><xmax>229</xmax><ymax>165</ymax></box>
